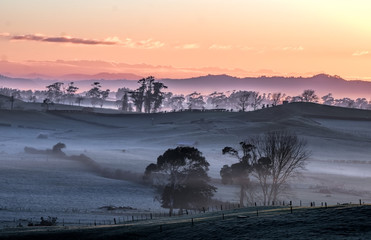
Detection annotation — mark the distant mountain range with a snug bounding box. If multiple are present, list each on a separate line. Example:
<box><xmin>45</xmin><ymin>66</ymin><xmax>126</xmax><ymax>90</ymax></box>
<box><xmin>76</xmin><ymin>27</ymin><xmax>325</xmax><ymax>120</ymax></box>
<box><xmin>0</xmin><ymin>73</ymin><xmax>370</xmax><ymax>99</ymax></box>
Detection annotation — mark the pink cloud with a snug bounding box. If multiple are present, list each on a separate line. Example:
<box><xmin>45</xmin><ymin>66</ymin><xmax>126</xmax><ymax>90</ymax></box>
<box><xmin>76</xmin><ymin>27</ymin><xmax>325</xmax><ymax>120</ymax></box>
<box><xmin>0</xmin><ymin>33</ymin><xmax>165</xmax><ymax>49</ymax></box>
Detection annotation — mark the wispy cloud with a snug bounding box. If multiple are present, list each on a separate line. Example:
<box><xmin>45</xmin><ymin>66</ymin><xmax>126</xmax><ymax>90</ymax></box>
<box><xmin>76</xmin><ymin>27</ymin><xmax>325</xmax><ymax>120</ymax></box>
<box><xmin>1</xmin><ymin>33</ymin><xmax>119</xmax><ymax>45</ymax></box>
<box><xmin>175</xmin><ymin>43</ymin><xmax>200</xmax><ymax>49</ymax></box>
<box><xmin>281</xmin><ymin>46</ymin><xmax>304</xmax><ymax>51</ymax></box>
<box><xmin>352</xmin><ymin>50</ymin><xmax>369</xmax><ymax>56</ymax></box>
<box><xmin>209</xmin><ymin>44</ymin><xmax>233</xmax><ymax>50</ymax></box>
<box><xmin>0</xmin><ymin>33</ymin><xmax>165</xmax><ymax>49</ymax></box>
<box><xmin>122</xmin><ymin>38</ymin><xmax>165</xmax><ymax>49</ymax></box>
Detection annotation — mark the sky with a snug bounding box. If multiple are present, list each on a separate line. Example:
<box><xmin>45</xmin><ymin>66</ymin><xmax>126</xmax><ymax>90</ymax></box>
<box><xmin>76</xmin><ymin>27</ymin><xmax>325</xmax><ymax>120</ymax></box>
<box><xmin>1</xmin><ymin>0</ymin><xmax>371</xmax><ymax>79</ymax></box>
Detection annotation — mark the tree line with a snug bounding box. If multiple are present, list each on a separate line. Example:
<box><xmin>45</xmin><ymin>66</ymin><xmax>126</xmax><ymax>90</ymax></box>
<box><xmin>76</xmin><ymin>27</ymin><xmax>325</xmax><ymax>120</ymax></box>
<box><xmin>144</xmin><ymin>131</ymin><xmax>309</xmax><ymax>215</ymax></box>
<box><xmin>1</xmin><ymin>77</ymin><xmax>371</xmax><ymax>111</ymax></box>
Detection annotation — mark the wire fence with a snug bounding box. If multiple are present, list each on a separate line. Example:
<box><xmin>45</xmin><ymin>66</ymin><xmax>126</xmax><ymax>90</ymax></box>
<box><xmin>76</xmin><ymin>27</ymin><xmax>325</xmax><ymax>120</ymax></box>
<box><xmin>1</xmin><ymin>198</ymin><xmax>366</xmax><ymax>229</ymax></box>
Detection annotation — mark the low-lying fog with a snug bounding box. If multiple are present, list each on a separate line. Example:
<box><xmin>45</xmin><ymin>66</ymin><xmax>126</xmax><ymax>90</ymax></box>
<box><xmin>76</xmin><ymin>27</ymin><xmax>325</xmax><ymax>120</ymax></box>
<box><xmin>1</xmin><ymin>105</ymin><xmax>371</xmax><ymax>227</ymax></box>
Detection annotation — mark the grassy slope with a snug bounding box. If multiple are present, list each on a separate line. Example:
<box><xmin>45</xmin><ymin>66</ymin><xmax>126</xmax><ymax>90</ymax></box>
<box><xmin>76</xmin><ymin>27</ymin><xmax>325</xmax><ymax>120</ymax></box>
<box><xmin>1</xmin><ymin>204</ymin><xmax>370</xmax><ymax>239</ymax></box>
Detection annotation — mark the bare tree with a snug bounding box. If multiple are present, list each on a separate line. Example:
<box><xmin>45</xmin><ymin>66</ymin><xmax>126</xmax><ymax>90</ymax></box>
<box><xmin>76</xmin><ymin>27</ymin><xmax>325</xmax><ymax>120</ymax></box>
<box><xmin>249</xmin><ymin>131</ymin><xmax>310</xmax><ymax>205</ymax></box>
<box><xmin>250</xmin><ymin>91</ymin><xmax>264</xmax><ymax>110</ymax></box>
<box><xmin>271</xmin><ymin>92</ymin><xmax>285</xmax><ymax>106</ymax></box>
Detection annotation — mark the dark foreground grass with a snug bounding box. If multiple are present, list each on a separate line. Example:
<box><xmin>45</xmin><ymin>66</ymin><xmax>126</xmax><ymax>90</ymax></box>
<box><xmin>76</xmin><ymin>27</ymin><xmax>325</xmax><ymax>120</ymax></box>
<box><xmin>1</xmin><ymin>204</ymin><xmax>371</xmax><ymax>240</ymax></box>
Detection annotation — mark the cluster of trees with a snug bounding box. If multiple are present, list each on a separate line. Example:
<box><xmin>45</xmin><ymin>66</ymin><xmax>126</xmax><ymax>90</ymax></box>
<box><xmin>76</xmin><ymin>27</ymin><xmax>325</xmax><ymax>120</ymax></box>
<box><xmin>144</xmin><ymin>131</ymin><xmax>309</xmax><ymax>214</ymax></box>
<box><xmin>1</xmin><ymin>78</ymin><xmax>371</xmax><ymax>111</ymax></box>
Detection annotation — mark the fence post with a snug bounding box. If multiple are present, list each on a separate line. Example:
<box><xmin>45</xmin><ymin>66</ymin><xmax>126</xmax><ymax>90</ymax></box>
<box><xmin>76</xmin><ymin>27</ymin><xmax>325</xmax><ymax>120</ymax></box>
<box><xmin>191</xmin><ymin>218</ymin><xmax>194</xmax><ymax>226</ymax></box>
<box><xmin>222</xmin><ymin>213</ymin><xmax>225</xmax><ymax>220</ymax></box>
<box><xmin>256</xmin><ymin>209</ymin><xmax>259</xmax><ymax>216</ymax></box>
<box><xmin>360</xmin><ymin>199</ymin><xmax>362</xmax><ymax>205</ymax></box>
<box><xmin>290</xmin><ymin>206</ymin><xmax>293</xmax><ymax>214</ymax></box>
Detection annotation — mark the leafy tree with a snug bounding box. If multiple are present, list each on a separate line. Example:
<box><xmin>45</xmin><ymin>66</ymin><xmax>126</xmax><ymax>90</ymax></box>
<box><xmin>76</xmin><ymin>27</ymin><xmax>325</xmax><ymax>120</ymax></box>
<box><xmin>100</xmin><ymin>89</ymin><xmax>110</xmax><ymax>108</ymax></box>
<box><xmin>169</xmin><ymin>95</ymin><xmax>185</xmax><ymax>111</ymax></box>
<box><xmin>301</xmin><ymin>89</ymin><xmax>319</xmax><ymax>102</ymax></box>
<box><xmin>152</xmin><ymin>81</ymin><xmax>167</xmax><ymax>112</ymax></box>
<box><xmin>335</xmin><ymin>97</ymin><xmax>355</xmax><ymax>108</ymax></box>
<box><xmin>221</xmin><ymin>142</ymin><xmax>256</xmax><ymax>206</ymax></box>
<box><xmin>187</xmin><ymin>92</ymin><xmax>205</xmax><ymax>110</ymax></box>
<box><xmin>121</xmin><ymin>92</ymin><xmax>129</xmax><ymax>112</ymax></box>
<box><xmin>75</xmin><ymin>95</ymin><xmax>84</xmax><ymax>106</ymax></box>
<box><xmin>355</xmin><ymin>98</ymin><xmax>368</xmax><ymax>109</ymax></box>
<box><xmin>207</xmin><ymin>91</ymin><xmax>228</xmax><ymax>109</ymax></box>
<box><xmin>65</xmin><ymin>82</ymin><xmax>79</xmax><ymax>105</ymax></box>
<box><xmin>321</xmin><ymin>93</ymin><xmax>334</xmax><ymax>105</ymax></box>
<box><xmin>115</xmin><ymin>87</ymin><xmax>132</xmax><ymax>100</ymax></box>
<box><xmin>130</xmin><ymin>76</ymin><xmax>167</xmax><ymax>113</ymax></box>
<box><xmin>144</xmin><ymin>147</ymin><xmax>216</xmax><ymax>215</ymax></box>
<box><xmin>86</xmin><ymin>82</ymin><xmax>110</xmax><ymax>108</ymax></box>
<box><xmin>46</xmin><ymin>82</ymin><xmax>64</xmax><ymax>103</ymax></box>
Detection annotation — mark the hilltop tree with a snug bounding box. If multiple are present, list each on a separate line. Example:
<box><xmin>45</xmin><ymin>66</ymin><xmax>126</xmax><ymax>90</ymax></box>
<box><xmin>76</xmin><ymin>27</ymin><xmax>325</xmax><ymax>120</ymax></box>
<box><xmin>187</xmin><ymin>92</ymin><xmax>205</xmax><ymax>110</ymax></box>
<box><xmin>46</xmin><ymin>82</ymin><xmax>64</xmax><ymax>103</ymax></box>
<box><xmin>250</xmin><ymin>91</ymin><xmax>264</xmax><ymax>110</ymax></box>
<box><xmin>207</xmin><ymin>91</ymin><xmax>228</xmax><ymax>109</ymax></box>
<box><xmin>86</xmin><ymin>82</ymin><xmax>110</xmax><ymax>108</ymax></box>
<box><xmin>65</xmin><ymin>82</ymin><xmax>79</xmax><ymax>105</ymax></box>
<box><xmin>270</xmin><ymin>92</ymin><xmax>285</xmax><ymax>106</ymax></box>
<box><xmin>130</xmin><ymin>76</ymin><xmax>167</xmax><ymax>113</ymax></box>
<box><xmin>321</xmin><ymin>93</ymin><xmax>334</xmax><ymax>105</ymax></box>
<box><xmin>168</xmin><ymin>95</ymin><xmax>185</xmax><ymax>111</ymax></box>
<box><xmin>301</xmin><ymin>89</ymin><xmax>319</xmax><ymax>102</ymax></box>
<box><xmin>144</xmin><ymin>147</ymin><xmax>216</xmax><ymax>215</ymax></box>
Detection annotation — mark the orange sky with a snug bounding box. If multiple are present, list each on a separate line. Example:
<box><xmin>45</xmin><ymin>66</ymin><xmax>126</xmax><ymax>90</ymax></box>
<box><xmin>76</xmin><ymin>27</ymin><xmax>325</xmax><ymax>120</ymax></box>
<box><xmin>1</xmin><ymin>0</ymin><xmax>371</xmax><ymax>79</ymax></box>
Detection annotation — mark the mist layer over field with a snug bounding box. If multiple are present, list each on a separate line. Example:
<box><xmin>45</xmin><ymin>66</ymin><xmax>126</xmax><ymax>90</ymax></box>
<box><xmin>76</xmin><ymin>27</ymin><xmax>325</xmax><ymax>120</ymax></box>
<box><xmin>1</xmin><ymin>102</ymin><xmax>371</xmax><ymax>227</ymax></box>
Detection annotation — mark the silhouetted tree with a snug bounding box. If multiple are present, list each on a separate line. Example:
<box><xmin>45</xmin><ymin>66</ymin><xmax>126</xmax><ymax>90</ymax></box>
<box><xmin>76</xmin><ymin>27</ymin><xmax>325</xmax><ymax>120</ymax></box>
<box><xmin>86</xmin><ymin>82</ymin><xmax>110</xmax><ymax>108</ymax></box>
<box><xmin>187</xmin><ymin>92</ymin><xmax>205</xmax><ymax>110</ymax></box>
<box><xmin>250</xmin><ymin>91</ymin><xmax>264</xmax><ymax>110</ymax></box>
<box><xmin>65</xmin><ymin>82</ymin><xmax>79</xmax><ymax>105</ymax></box>
<box><xmin>207</xmin><ymin>91</ymin><xmax>228</xmax><ymax>109</ymax></box>
<box><xmin>301</xmin><ymin>89</ymin><xmax>318</xmax><ymax>102</ymax></box>
<box><xmin>355</xmin><ymin>98</ymin><xmax>368</xmax><ymax>109</ymax></box>
<box><xmin>144</xmin><ymin>147</ymin><xmax>216</xmax><ymax>215</ymax></box>
<box><xmin>248</xmin><ymin>131</ymin><xmax>309</xmax><ymax>205</ymax></box>
<box><xmin>121</xmin><ymin>92</ymin><xmax>129</xmax><ymax>111</ymax></box>
<box><xmin>46</xmin><ymin>82</ymin><xmax>64</xmax><ymax>103</ymax></box>
<box><xmin>168</xmin><ymin>95</ymin><xmax>185</xmax><ymax>111</ymax></box>
<box><xmin>130</xmin><ymin>76</ymin><xmax>167</xmax><ymax>113</ymax></box>
<box><xmin>221</xmin><ymin>142</ymin><xmax>256</xmax><ymax>206</ymax></box>
<box><xmin>271</xmin><ymin>92</ymin><xmax>285</xmax><ymax>106</ymax></box>
<box><xmin>321</xmin><ymin>93</ymin><xmax>334</xmax><ymax>105</ymax></box>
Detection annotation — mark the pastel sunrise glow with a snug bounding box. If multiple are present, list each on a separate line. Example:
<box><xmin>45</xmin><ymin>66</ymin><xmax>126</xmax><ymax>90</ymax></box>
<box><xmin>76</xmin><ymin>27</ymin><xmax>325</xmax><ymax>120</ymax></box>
<box><xmin>1</xmin><ymin>0</ymin><xmax>371</xmax><ymax>79</ymax></box>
